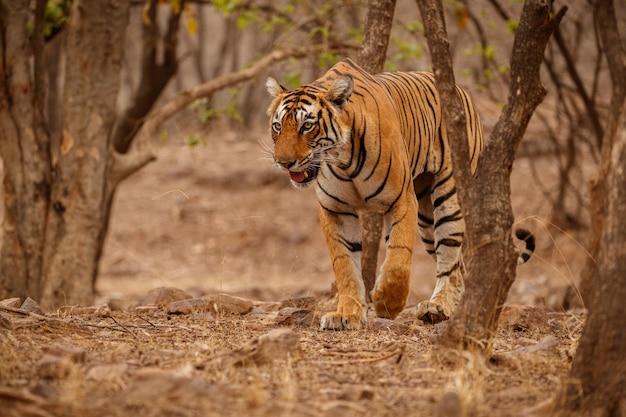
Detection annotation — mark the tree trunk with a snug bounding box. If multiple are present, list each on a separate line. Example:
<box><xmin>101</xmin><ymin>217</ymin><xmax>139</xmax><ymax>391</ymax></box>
<box><xmin>111</xmin><ymin>0</ymin><xmax>184</xmax><ymax>153</ymax></box>
<box><xmin>355</xmin><ymin>0</ymin><xmax>396</xmax><ymax>300</ymax></box>
<box><xmin>557</xmin><ymin>105</ymin><xmax>626</xmax><ymax>417</ymax></box>
<box><xmin>569</xmin><ymin>0</ymin><xmax>626</xmax><ymax>310</ymax></box>
<box><xmin>415</xmin><ymin>0</ymin><xmax>566</xmax><ymax>352</ymax></box>
<box><xmin>38</xmin><ymin>0</ymin><xmax>135</xmax><ymax>309</ymax></box>
<box><xmin>0</xmin><ymin>0</ymin><xmax>52</xmax><ymax>301</ymax></box>
<box><xmin>0</xmin><ymin>0</ymin><xmax>143</xmax><ymax>309</ymax></box>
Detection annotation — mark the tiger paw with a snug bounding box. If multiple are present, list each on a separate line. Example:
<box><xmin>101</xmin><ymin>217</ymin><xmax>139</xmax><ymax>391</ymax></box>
<box><xmin>320</xmin><ymin>311</ymin><xmax>366</xmax><ymax>331</ymax></box>
<box><xmin>416</xmin><ymin>300</ymin><xmax>451</xmax><ymax>324</ymax></box>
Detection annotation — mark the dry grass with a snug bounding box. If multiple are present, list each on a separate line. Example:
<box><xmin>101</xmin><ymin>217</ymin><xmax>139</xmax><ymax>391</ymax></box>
<box><xmin>1</xmin><ymin>301</ymin><xmax>582</xmax><ymax>417</ymax></box>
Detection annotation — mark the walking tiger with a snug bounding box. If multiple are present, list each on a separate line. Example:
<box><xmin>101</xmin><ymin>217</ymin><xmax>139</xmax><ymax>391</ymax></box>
<box><xmin>266</xmin><ymin>58</ymin><xmax>534</xmax><ymax>330</ymax></box>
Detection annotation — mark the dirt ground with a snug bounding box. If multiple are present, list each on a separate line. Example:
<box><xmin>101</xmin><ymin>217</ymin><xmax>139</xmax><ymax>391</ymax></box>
<box><xmin>1</xmin><ymin>124</ymin><xmax>591</xmax><ymax>416</ymax></box>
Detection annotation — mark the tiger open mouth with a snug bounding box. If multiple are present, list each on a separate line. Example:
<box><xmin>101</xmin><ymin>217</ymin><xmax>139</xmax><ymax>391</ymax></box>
<box><xmin>288</xmin><ymin>165</ymin><xmax>319</xmax><ymax>184</ymax></box>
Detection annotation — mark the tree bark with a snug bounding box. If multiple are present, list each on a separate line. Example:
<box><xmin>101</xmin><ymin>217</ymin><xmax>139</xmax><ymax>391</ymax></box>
<box><xmin>355</xmin><ymin>0</ymin><xmax>396</xmax><ymax>300</ymax></box>
<box><xmin>415</xmin><ymin>0</ymin><xmax>566</xmax><ymax>352</ymax></box>
<box><xmin>557</xmin><ymin>105</ymin><xmax>626</xmax><ymax>417</ymax></box>
<box><xmin>37</xmin><ymin>0</ymin><xmax>132</xmax><ymax>309</ymax></box>
<box><xmin>571</xmin><ymin>0</ymin><xmax>626</xmax><ymax>310</ymax></box>
<box><xmin>0</xmin><ymin>0</ymin><xmax>52</xmax><ymax>301</ymax></box>
<box><xmin>0</xmin><ymin>0</ymin><xmax>133</xmax><ymax>309</ymax></box>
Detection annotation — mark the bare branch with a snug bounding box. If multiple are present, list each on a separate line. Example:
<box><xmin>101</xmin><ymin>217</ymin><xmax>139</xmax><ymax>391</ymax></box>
<box><xmin>133</xmin><ymin>45</ymin><xmax>325</xmax><ymax>146</ymax></box>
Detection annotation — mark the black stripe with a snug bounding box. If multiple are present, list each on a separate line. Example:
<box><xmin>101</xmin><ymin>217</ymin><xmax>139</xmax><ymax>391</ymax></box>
<box><xmin>434</xmin><ymin>209</ymin><xmax>462</xmax><ymax>229</ymax></box>
<box><xmin>418</xmin><ymin>212</ymin><xmax>434</xmax><ymax>225</ymax></box>
<box><xmin>433</xmin><ymin>186</ymin><xmax>457</xmax><ymax>209</ymax></box>
<box><xmin>436</xmin><ymin>262</ymin><xmax>461</xmax><ymax>279</ymax></box>
<box><xmin>365</xmin><ymin>154</ymin><xmax>393</xmax><ymax>202</ymax></box>
<box><xmin>317</xmin><ymin>181</ymin><xmax>349</xmax><ymax>205</ymax></box>
<box><xmin>435</xmin><ymin>238</ymin><xmax>462</xmax><ymax>250</ymax></box>
<box><xmin>319</xmin><ymin>203</ymin><xmax>358</xmax><ymax>218</ymax></box>
<box><xmin>339</xmin><ymin>237</ymin><xmax>362</xmax><ymax>252</ymax></box>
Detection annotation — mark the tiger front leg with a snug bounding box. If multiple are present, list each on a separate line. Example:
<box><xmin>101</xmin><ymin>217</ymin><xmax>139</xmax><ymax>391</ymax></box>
<box><xmin>318</xmin><ymin>207</ymin><xmax>367</xmax><ymax>330</ymax></box>
<box><xmin>371</xmin><ymin>193</ymin><xmax>417</xmax><ymax>320</ymax></box>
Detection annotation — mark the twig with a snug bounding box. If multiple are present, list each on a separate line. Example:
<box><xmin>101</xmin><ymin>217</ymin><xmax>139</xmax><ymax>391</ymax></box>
<box><xmin>313</xmin><ymin>344</ymin><xmax>405</xmax><ymax>365</ymax></box>
<box><xmin>108</xmin><ymin>315</ymin><xmax>138</xmax><ymax>339</ymax></box>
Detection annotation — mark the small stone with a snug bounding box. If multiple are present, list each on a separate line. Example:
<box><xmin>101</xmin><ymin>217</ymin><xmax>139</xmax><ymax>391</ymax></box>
<box><xmin>42</xmin><ymin>345</ymin><xmax>87</xmax><ymax>364</ymax></box>
<box><xmin>0</xmin><ymin>312</ymin><xmax>13</xmax><ymax>329</ymax></box>
<box><xmin>37</xmin><ymin>355</ymin><xmax>74</xmax><ymax>380</ymax></box>
<box><xmin>167</xmin><ymin>298</ymin><xmax>212</xmax><ymax>315</ymax></box>
<box><xmin>143</xmin><ymin>287</ymin><xmax>193</xmax><ymax>306</ymax></box>
<box><xmin>338</xmin><ymin>385</ymin><xmax>375</xmax><ymax>401</ymax></box>
<box><xmin>86</xmin><ymin>363</ymin><xmax>129</xmax><ymax>381</ymax></box>
<box><xmin>435</xmin><ymin>391</ymin><xmax>464</xmax><ymax>417</ymax></box>
<box><xmin>233</xmin><ymin>328</ymin><xmax>302</xmax><ymax>366</ymax></box>
<box><xmin>0</xmin><ymin>297</ymin><xmax>22</xmax><ymax>309</ymax></box>
<box><xmin>20</xmin><ymin>297</ymin><xmax>44</xmax><ymax>315</ymax></box>
<box><xmin>135</xmin><ymin>305</ymin><xmax>160</xmax><ymax>315</ymax></box>
<box><xmin>62</xmin><ymin>304</ymin><xmax>111</xmax><ymax>317</ymax></box>
<box><xmin>204</xmin><ymin>293</ymin><xmax>254</xmax><ymax>316</ymax></box>
<box><xmin>275</xmin><ymin>307</ymin><xmax>315</xmax><ymax>326</ymax></box>
<box><xmin>279</xmin><ymin>296</ymin><xmax>317</xmax><ymax>310</ymax></box>
<box><xmin>516</xmin><ymin>335</ymin><xmax>559</xmax><ymax>354</ymax></box>
<box><xmin>372</xmin><ymin>317</ymin><xmax>410</xmax><ymax>333</ymax></box>
<box><xmin>498</xmin><ymin>305</ymin><xmax>548</xmax><ymax>331</ymax></box>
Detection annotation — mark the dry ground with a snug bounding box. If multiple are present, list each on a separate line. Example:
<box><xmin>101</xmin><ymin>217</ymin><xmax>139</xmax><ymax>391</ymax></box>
<box><xmin>1</xmin><ymin>124</ymin><xmax>591</xmax><ymax>416</ymax></box>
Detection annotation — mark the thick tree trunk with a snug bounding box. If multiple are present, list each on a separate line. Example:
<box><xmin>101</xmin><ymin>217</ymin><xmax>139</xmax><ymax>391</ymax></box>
<box><xmin>415</xmin><ymin>0</ymin><xmax>566</xmax><ymax>352</ymax></box>
<box><xmin>356</xmin><ymin>0</ymin><xmax>396</xmax><ymax>300</ymax></box>
<box><xmin>38</xmin><ymin>0</ymin><xmax>132</xmax><ymax>309</ymax></box>
<box><xmin>0</xmin><ymin>0</ymin><xmax>52</xmax><ymax>301</ymax></box>
<box><xmin>0</xmin><ymin>0</ymin><xmax>140</xmax><ymax>309</ymax></box>
<box><xmin>557</xmin><ymin>106</ymin><xmax>626</xmax><ymax>417</ymax></box>
<box><xmin>570</xmin><ymin>0</ymin><xmax>626</xmax><ymax>310</ymax></box>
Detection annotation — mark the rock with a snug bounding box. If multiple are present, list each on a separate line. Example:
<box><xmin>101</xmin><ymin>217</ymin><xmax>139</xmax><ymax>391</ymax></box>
<box><xmin>498</xmin><ymin>305</ymin><xmax>548</xmax><ymax>331</ymax></box>
<box><xmin>166</xmin><ymin>298</ymin><xmax>213</xmax><ymax>315</ymax></box>
<box><xmin>61</xmin><ymin>304</ymin><xmax>111</xmax><ymax>317</ymax></box>
<box><xmin>20</xmin><ymin>297</ymin><xmax>44</xmax><ymax>315</ymax></box>
<box><xmin>338</xmin><ymin>385</ymin><xmax>375</xmax><ymax>401</ymax></box>
<box><xmin>86</xmin><ymin>363</ymin><xmax>129</xmax><ymax>381</ymax></box>
<box><xmin>515</xmin><ymin>335</ymin><xmax>559</xmax><ymax>354</ymax></box>
<box><xmin>134</xmin><ymin>305</ymin><xmax>160</xmax><ymax>315</ymax></box>
<box><xmin>143</xmin><ymin>287</ymin><xmax>193</xmax><ymax>306</ymax></box>
<box><xmin>435</xmin><ymin>391</ymin><xmax>465</xmax><ymax>417</ymax></box>
<box><xmin>275</xmin><ymin>307</ymin><xmax>315</xmax><ymax>326</ymax></box>
<box><xmin>372</xmin><ymin>317</ymin><xmax>410</xmax><ymax>333</ymax></box>
<box><xmin>232</xmin><ymin>328</ymin><xmax>302</xmax><ymax>367</ymax></box>
<box><xmin>42</xmin><ymin>345</ymin><xmax>87</xmax><ymax>364</ymax></box>
<box><xmin>0</xmin><ymin>312</ymin><xmax>13</xmax><ymax>329</ymax></box>
<box><xmin>0</xmin><ymin>297</ymin><xmax>22</xmax><ymax>309</ymax></box>
<box><xmin>279</xmin><ymin>295</ymin><xmax>317</xmax><ymax>310</ymax></box>
<box><xmin>204</xmin><ymin>293</ymin><xmax>254</xmax><ymax>316</ymax></box>
<box><xmin>37</xmin><ymin>355</ymin><xmax>74</xmax><ymax>380</ymax></box>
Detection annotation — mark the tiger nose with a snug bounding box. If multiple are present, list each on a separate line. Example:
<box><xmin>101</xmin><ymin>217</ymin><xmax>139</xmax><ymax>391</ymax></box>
<box><xmin>276</xmin><ymin>160</ymin><xmax>296</xmax><ymax>170</ymax></box>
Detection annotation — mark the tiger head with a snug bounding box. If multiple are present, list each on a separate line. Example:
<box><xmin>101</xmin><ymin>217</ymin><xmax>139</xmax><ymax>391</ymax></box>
<box><xmin>265</xmin><ymin>74</ymin><xmax>354</xmax><ymax>187</ymax></box>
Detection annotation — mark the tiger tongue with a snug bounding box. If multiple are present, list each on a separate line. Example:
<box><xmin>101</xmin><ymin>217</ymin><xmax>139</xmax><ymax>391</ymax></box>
<box><xmin>289</xmin><ymin>171</ymin><xmax>307</xmax><ymax>183</ymax></box>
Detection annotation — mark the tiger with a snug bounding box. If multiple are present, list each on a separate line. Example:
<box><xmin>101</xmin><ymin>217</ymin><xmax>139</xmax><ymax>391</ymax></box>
<box><xmin>265</xmin><ymin>58</ymin><xmax>534</xmax><ymax>330</ymax></box>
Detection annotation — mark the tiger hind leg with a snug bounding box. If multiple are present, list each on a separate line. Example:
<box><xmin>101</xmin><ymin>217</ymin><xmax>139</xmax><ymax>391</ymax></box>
<box><xmin>415</xmin><ymin>170</ymin><xmax>466</xmax><ymax>324</ymax></box>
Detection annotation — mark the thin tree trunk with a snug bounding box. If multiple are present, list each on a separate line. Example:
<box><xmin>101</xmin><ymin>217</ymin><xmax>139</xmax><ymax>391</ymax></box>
<box><xmin>111</xmin><ymin>0</ymin><xmax>184</xmax><ymax>153</ymax></box>
<box><xmin>557</xmin><ymin>105</ymin><xmax>626</xmax><ymax>417</ymax></box>
<box><xmin>415</xmin><ymin>0</ymin><xmax>566</xmax><ymax>352</ymax></box>
<box><xmin>356</xmin><ymin>0</ymin><xmax>396</xmax><ymax>300</ymax></box>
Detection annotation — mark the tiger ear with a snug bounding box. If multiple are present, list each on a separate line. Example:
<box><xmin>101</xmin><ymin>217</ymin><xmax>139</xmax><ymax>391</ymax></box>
<box><xmin>326</xmin><ymin>75</ymin><xmax>353</xmax><ymax>108</ymax></box>
<box><xmin>266</xmin><ymin>76</ymin><xmax>287</xmax><ymax>98</ymax></box>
